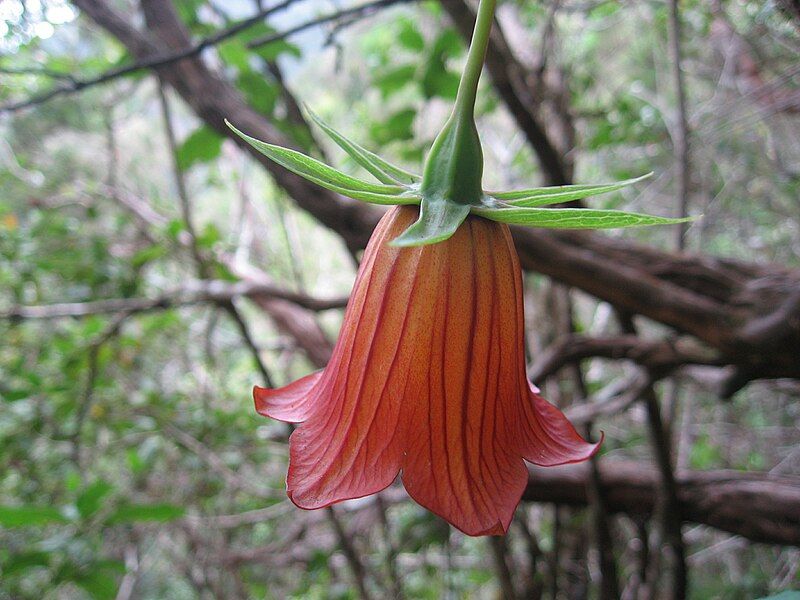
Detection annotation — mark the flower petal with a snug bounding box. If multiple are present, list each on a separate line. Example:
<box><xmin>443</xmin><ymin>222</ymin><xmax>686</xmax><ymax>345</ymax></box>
<box><xmin>399</xmin><ymin>217</ymin><xmax>530</xmax><ymax>536</ymax></box>
<box><xmin>285</xmin><ymin>208</ymin><xmax>421</xmax><ymax>509</ymax></box>
<box><xmin>254</xmin><ymin>371</ymin><xmax>323</xmax><ymax>423</ymax></box>
<box><xmin>517</xmin><ymin>384</ymin><xmax>602</xmax><ymax>466</ymax></box>
<box><xmin>257</xmin><ymin>205</ymin><xmax>601</xmax><ymax>534</ymax></box>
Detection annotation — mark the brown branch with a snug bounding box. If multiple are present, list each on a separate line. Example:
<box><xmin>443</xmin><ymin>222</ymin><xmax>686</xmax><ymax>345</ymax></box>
<box><xmin>0</xmin><ymin>279</ymin><xmax>348</xmax><ymax>320</ymax></box>
<box><xmin>529</xmin><ymin>334</ymin><xmax>723</xmax><ymax>384</ymax></box>
<box><xmin>524</xmin><ymin>461</ymin><xmax>800</xmax><ymax>547</ymax></box>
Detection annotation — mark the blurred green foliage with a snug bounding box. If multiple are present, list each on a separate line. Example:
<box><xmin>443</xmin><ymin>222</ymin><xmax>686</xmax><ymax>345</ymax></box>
<box><xmin>1</xmin><ymin>0</ymin><xmax>799</xmax><ymax>598</ymax></box>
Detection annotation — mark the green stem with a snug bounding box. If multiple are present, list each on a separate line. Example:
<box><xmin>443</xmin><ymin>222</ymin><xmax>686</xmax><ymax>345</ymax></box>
<box><xmin>415</xmin><ymin>0</ymin><xmax>498</xmax><ymax>222</ymax></box>
<box><xmin>453</xmin><ymin>0</ymin><xmax>497</xmax><ymax>123</ymax></box>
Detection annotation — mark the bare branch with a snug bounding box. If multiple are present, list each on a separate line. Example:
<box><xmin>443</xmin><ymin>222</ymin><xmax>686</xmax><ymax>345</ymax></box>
<box><xmin>529</xmin><ymin>334</ymin><xmax>723</xmax><ymax>383</ymax></box>
<box><xmin>326</xmin><ymin>507</ymin><xmax>375</xmax><ymax>600</ymax></box>
<box><xmin>668</xmin><ymin>0</ymin><xmax>691</xmax><ymax>249</ymax></box>
<box><xmin>1</xmin><ymin>279</ymin><xmax>348</xmax><ymax>320</ymax></box>
<box><xmin>2</xmin><ymin>0</ymin><xmax>415</xmax><ymax>114</ymax></box>
<box><xmin>2</xmin><ymin>0</ymin><xmax>301</xmax><ymax>113</ymax></box>
<box><xmin>523</xmin><ymin>461</ymin><xmax>800</xmax><ymax>547</ymax></box>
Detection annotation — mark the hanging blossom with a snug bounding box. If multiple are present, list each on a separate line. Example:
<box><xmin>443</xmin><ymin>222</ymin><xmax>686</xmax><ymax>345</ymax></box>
<box><xmin>228</xmin><ymin>0</ymin><xmax>692</xmax><ymax>535</ymax></box>
<box><xmin>255</xmin><ymin>205</ymin><xmax>602</xmax><ymax>535</ymax></box>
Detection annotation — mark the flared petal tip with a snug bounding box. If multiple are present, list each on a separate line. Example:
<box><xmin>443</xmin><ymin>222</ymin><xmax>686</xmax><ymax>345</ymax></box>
<box><xmin>286</xmin><ymin>474</ymin><xmax>400</xmax><ymax>513</ymax></box>
<box><xmin>253</xmin><ymin>386</ymin><xmax>270</xmax><ymax>417</ymax></box>
<box><xmin>252</xmin><ymin>371</ymin><xmax>323</xmax><ymax>423</ymax></box>
<box><xmin>470</xmin><ymin>520</ymin><xmax>508</xmax><ymax>537</ymax></box>
<box><xmin>521</xmin><ymin>392</ymin><xmax>605</xmax><ymax>467</ymax></box>
<box><xmin>560</xmin><ymin>429</ymin><xmax>604</xmax><ymax>466</ymax></box>
<box><xmin>588</xmin><ymin>430</ymin><xmax>605</xmax><ymax>460</ymax></box>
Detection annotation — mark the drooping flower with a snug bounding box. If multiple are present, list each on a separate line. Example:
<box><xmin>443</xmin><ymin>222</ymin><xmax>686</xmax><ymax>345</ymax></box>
<box><xmin>254</xmin><ymin>205</ymin><xmax>600</xmax><ymax>535</ymax></box>
<box><xmin>230</xmin><ymin>0</ymin><xmax>692</xmax><ymax>536</ymax></box>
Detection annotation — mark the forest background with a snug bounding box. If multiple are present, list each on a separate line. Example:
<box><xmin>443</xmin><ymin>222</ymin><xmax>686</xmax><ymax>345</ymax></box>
<box><xmin>1</xmin><ymin>0</ymin><xmax>799</xmax><ymax>598</ymax></box>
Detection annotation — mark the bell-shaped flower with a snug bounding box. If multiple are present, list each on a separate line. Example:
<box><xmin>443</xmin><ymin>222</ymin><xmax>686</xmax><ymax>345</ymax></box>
<box><xmin>230</xmin><ymin>0</ymin><xmax>691</xmax><ymax>537</ymax></box>
<box><xmin>255</xmin><ymin>205</ymin><xmax>600</xmax><ymax>535</ymax></box>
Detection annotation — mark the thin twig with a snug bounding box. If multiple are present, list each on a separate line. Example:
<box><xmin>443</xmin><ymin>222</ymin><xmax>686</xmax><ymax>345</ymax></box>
<box><xmin>0</xmin><ymin>65</ymin><xmax>78</xmax><ymax>82</ymax></box>
<box><xmin>157</xmin><ymin>80</ymin><xmax>278</xmax><ymax>388</ymax></box>
<box><xmin>223</xmin><ymin>299</ymin><xmax>275</xmax><ymax>388</ymax></box>
<box><xmin>488</xmin><ymin>536</ymin><xmax>519</xmax><ymax>600</ymax></box>
<box><xmin>71</xmin><ymin>313</ymin><xmax>129</xmax><ymax>470</ymax></box>
<box><xmin>1</xmin><ymin>0</ymin><xmax>419</xmax><ymax>114</ymax></box>
<box><xmin>247</xmin><ymin>0</ymin><xmax>418</xmax><ymax>49</ymax></box>
<box><xmin>0</xmin><ymin>279</ymin><xmax>348</xmax><ymax>320</ymax></box>
<box><xmin>157</xmin><ymin>81</ymin><xmax>209</xmax><ymax>274</ymax></box>
<box><xmin>326</xmin><ymin>507</ymin><xmax>374</xmax><ymax>600</ymax></box>
<box><xmin>0</xmin><ymin>0</ymin><xmax>302</xmax><ymax>113</ymax></box>
<box><xmin>375</xmin><ymin>494</ymin><xmax>404</xmax><ymax>599</ymax></box>
<box><xmin>668</xmin><ymin>0</ymin><xmax>691</xmax><ymax>250</ymax></box>
<box><xmin>552</xmin><ymin>285</ymin><xmax>619</xmax><ymax>600</ymax></box>
<box><xmin>513</xmin><ymin>512</ymin><xmax>544</xmax><ymax>599</ymax></box>
<box><xmin>617</xmin><ymin>311</ymin><xmax>688</xmax><ymax>599</ymax></box>
<box><xmin>165</xmin><ymin>425</ymin><xmax>278</xmax><ymax>498</ymax></box>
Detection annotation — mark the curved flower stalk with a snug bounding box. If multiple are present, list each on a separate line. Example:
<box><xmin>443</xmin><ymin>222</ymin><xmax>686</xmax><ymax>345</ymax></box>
<box><xmin>229</xmin><ymin>0</ymin><xmax>696</xmax><ymax>535</ymax></box>
<box><xmin>255</xmin><ymin>205</ymin><xmax>600</xmax><ymax>535</ymax></box>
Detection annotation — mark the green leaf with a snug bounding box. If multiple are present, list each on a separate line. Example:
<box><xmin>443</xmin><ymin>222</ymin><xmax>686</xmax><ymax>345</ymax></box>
<box><xmin>1</xmin><ymin>551</ymin><xmax>52</xmax><ymax>576</ymax></box>
<box><xmin>489</xmin><ymin>173</ymin><xmax>652</xmax><ymax>206</ymax></box>
<box><xmin>176</xmin><ymin>126</ymin><xmax>224</xmax><ymax>171</ymax></box>
<box><xmin>237</xmin><ymin>71</ymin><xmax>279</xmax><ymax>116</ymax></box>
<box><xmin>1</xmin><ymin>387</ymin><xmax>31</xmax><ymax>402</ymax></box>
<box><xmin>370</xmin><ymin>109</ymin><xmax>417</xmax><ymax>145</ymax></box>
<box><xmin>226</xmin><ymin>120</ymin><xmax>420</xmax><ymax>205</ymax></box>
<box><xmin>421</xmin><ymin>30</ymin><xmax>463</xmax><ymax>100</ymax></box>
<box><xmin>397</xmin><ymin>20</ymin><xmax>425</xmax><ymax>52</ymax></box>
<box><xmin>374</xmin><ymin>64</ymin><xmax>417</xmax><ymax>98</ymax></box>
<box><xmin>307</xmin><ymin>110</ymin><xmax>420</xmax><ymax>185</ymax></box>
<box><xmin>107</xmin><ymin>503</ymin><xmax>185</xmax><ymax>524</ymax></box>
<box><xmin>473</xmin><ymin>206</ymin><xmax>697</xmax><ymax>229</ymax></box>
<box><xmin>218</xmin><ymin>39</ymin><xmax>249</xmax><ymax>71</ymax></box>
<box><xmin>255</xmin><ymin>39</ymin><xmax>301</xmax><ymax>62</ymax></box>
<box><xmin>0</xmin><ymin>505</ymin><xmax>68</xmax><ymax>527</ymax></box>
<box><xmin>72</xmin><ymin>561</ymin><xmax>126</xmax><ymax>600</ymax></box>
<box><xmin>76</xmin><ymin>480</ymin><xmax>113</xmax><ymax>519</ymax></box>
<box><xmin>391</xmin><ymin>198</ymin><xmax>471</xmax><ymax>247</ymax></box>
<box><xmin>131</xmin><ymin>244</ymin><xmax>167</xmax><ymax>268</ymax></box>
<box><xmin>431</xmin><ymin>28</ymin><xmax>464</xmax><ymax>59</ymax></box>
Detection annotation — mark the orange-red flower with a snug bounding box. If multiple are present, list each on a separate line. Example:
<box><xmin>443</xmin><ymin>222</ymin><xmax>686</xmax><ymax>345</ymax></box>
<box><xmin>255</xmin><ymin>205</ymin><xmax>600</xmax><ymax>536</ymax></box>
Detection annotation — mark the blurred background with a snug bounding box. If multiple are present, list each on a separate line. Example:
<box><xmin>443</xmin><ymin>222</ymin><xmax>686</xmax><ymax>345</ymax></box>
<box><xmin>1</xmin><ymin>0</ymin><xmax>799</xmax><ymax>598</ymax></box>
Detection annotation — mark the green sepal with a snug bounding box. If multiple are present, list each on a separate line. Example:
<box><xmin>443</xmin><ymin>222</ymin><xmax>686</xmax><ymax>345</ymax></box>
<box><xmin>473</xmin><ymin>206</ymin><xmax>697</xmax><ymax>229</ymax></box>
<box><xmin>226</xmin><ymin>120</ymin><xmax>419</xmax><ymax>205</ymax></box>
<box><xmin>306</xmin><ymin>109</ymin><xmax>421</xmax><ymax>185</ymax></box>
<box><xmin>489</xmin><ymin>173</ymin><xmax>652</xmax><ymax>206</ymax></box>
<box><xmin>391</xmin><ymin>197</ymin><xmax>472</xmax><ymax>247</ymax></box>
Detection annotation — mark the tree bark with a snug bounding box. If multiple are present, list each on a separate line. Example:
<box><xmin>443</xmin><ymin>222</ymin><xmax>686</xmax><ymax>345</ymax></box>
<box><xmin>524</xmin><ymin>461</ymin><xmax>800</xmax><ymax>547</ymax></box>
